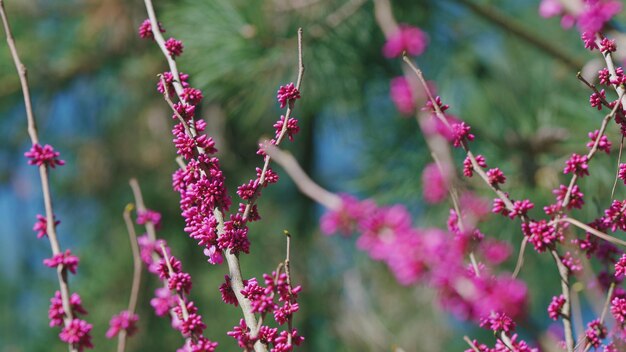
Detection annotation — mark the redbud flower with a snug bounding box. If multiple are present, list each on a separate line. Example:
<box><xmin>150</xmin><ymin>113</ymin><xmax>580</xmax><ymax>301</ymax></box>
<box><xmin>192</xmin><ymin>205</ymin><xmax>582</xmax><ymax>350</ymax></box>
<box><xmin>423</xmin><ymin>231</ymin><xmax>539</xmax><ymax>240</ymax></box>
<box><xmin>463</xmin><ymin>154</ymin><xmax>487</xmax><ymax>177</ymax></box>
<box><xmin>25</xmin><ymin>143</ymin><xmax>65</xmax><ymax>168</ymax></box>
<box><xmin>611</xmin><ymin>296</ymin><xmax>626</xmax><ymax>323</ymax></box>
<box><xmin>136</xmin><ymin>209</ymin><xmax>162</xmax><ymax>229</ymax></box>
<box><xmin>600</xmin><ymin>38</ymin><xmax>617</xmax><ymax>52</ymax></box>
<box><xmin>486</xmin><ymin>168</ymin><xmax>506</xmax><ymax>186</ymax></box>
<box><xmin>237</xmin><ymin>180</ymin><xmax>259</xmax><ymax>201</ymax></box>
<box><xmin>257</xmin><ymin>167</ymin><xmax>279</xmax><ymax>185</ymax></box>
<box><xmin>227</xmin><ymin>319</ymin><xmax>254</xmax><ymax>349</ymax></box>
<box><xmin>165</xmin><ymin>38</ymin><xmax>184</xmax><ymax>57</ymax></box>
<box><xmin>564</xmin><ymin>153</ymin><xmax>589</xmax><ymax>177</ymax></box>
<box><xmin>157</xmin><ymin>71</ymin><xmax>189</xmax><ymax>95</ymax></box>
<box><xmin>168</xmin><ymin>272</ymin><xmax>192</xmax><ymax>294</ymax></box>
<box><xmin>616</xmin><ymin>254</ymin><xmax>626</xmax><ymax>278</ymax></box>
<box><xmin>599</xmin><ymin>68</ymin><xmax>610</xmax><ymax>85</ymax></box>
<box><xmin>603</xmin><ymin>200</ymin><xmax>626</xmax><ymax>231</ymax></box>
<box><xmin>539</xmin><ymin>0</ymin><xmax>562</xmax><ymax>18</ymax></box>
<box><xmin>582</xmin><ymin>31</ymin><xmax>599</xmax><ymax>50</ymax></box>
<box><xmin>578</xmin><ymin>1</ymin><xmax>622</xmax><ymax>34</ymax></box>
<box><xmin>451</xmin><ymin>122</ymin><xmax>474</xmax><ymax>147</ymax></box>
<box><xmin>150</xmin><ymin>288</ymin><xmax>175</xmax><ymax>316</ymax></box>
<box><xmin>320</xmin><ymin>194</ymin><xmax>375</xmax><ymax>235</ymax></box>
<box><xmin>181</xmin><ymin>87</ymin><xmax>203</xmax><ymax>105</ymax></box>
<box><xmin>492</xmin><ymin>198</ymin><xmax>510</xmax><ymax>217</ymax></box>
<box><xmin>590</xmin><ymin>90</ymin><xmax>606</xmax><ymax>110</ymax></box>
<box><xmin>585</xmin><ymin>319</ymin><xmax>607</xmax><ymax>349</ymax></box>
<box><xmin>276</xmin><ymin>82</ymin><xmax>300</xmax><ymax>109</ymax></box>
<box><xmin>106</xmin><ymin>311</ymin><xmax>139</xmax><ymax>339</ymax></box>
<box><xmin>390</xmin><ymin>77</ymin><xmax>415</xmax><ymax>115</ymax></box>
<box><xmin>423</xmin><ymin>96</ymin><xmax>449</xmax><ymax>114</ymax></box>
<box><xmin>33</xmin><ymin>214</ymin><xmax>60</xmax><ymax>239</ymax></box>
<box><xmin>618</xmin><ymin>164</ymin><xmax>626</xmax><ymax>184</ymax></box>
<box><xmin>561</xmin><ymin>252</ymin><xmax>582</xmax><ymax>273</ymax></box>
<box><xmin>479</xmin><ymin>312</ymin><xmax>516</xmax><ymax>333</ymax></box>
<box><xmin>43</xmin><ymin>249</ymin><xmax>79</xmax><ymax>274</ymax></box>
<box><xmin>59</xmin><ymin>319</ymin><xmax>93</xmax><ymax>351</ymax></box>
<box><xmin>524</xmin><ymin>220</ymin><xmax>562</xmax><ymax>252</ymax></box>
<box><xmin>49</xmin><ymin>291</ymin><xmax>87</xmax><ymax>327</ymax></box>
<box><xmin>382</xmin><ymin>25</ymin><xmax>428</xmax><ymax>58</ymax></box>
<box><xmin>274</xmin><ymin>115</ymin><xmax>300</xmax><ymax>142</ymax></box>
<box><xmin>138</xmin><ymin>19</ymin><xmax>164</xmax><ymax>39</ymax></box>
<box><xmin>219</xmin><ymin>275</ymin><xmax>239</xmax><ymax>306</ymax></box>
<box><xmin>180</xmin><ymin>313</ymin><xmax>206</xmax><ymax>337</ymax></box>
<box><xmin>548</xmin><ymin>295</ymin><xmax>565</xmax><ymax>320</ymax></box>
<box><xmin>510</xmin><ymin>199</ymin><xmax>534</xmax><ymax>219</ymax></box>
<box><xmin>587</xmin><ymin>130</ymin><xmax>611</xmax><ymax>153</ymax></box>
<box><xmin>553</xmin><ymin>184</ymin><xmax>585</xmax><ymax>209</ymax></box>
<box><xmin>422</xmin><ymin>163</ymin><xmax>448</xmax><ymax>204</ymax></box>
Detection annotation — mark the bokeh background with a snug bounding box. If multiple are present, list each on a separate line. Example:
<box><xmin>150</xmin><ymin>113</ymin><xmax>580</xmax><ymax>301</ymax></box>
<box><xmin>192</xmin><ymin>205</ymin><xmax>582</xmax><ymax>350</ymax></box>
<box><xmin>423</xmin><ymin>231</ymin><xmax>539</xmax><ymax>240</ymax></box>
<box><xmin>0</xmin><ymin>0</ymin><xmax>623</xmax><ymax>351</ymax></box>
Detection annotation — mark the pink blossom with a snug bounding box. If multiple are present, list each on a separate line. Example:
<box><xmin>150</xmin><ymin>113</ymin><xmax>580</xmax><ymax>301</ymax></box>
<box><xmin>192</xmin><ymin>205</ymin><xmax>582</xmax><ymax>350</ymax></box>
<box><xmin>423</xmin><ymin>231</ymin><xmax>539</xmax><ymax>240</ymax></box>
<box><xmin>138</xmin><ymin>19</ymin><xmax>164</xmax><ymax>39</ymax></box>
<box><xmin>479</xmin><ymin>239</ymin><xmax>512</xmax><ymax>265</ymax></box>
<box><xmin>548</xmin><ymin>295</ymin><xmax>566</xmax><ymax>320</ymax></box>
<box><xmin>165</xmin><ymin>38</ymin><xmax>184</xmax><ymax>57</ymax></box>
<box><xmin>390</xmin><ymin>76</ymin><xmax>415</xmax><ymax>115</ymax></box>
<box><xmin>564</xmin><ymin>153</ymin><xmax>589</xmax><ymax>177</ymax></box>
<box><xmin>106</xmin><ymin>311</ymin><xmax>139</xmax><ymax>339</ymax></box>
<box><xmin>382</xmin><ymin>25</ymin><xmax>428</xmax><ymax>58</ymax></box>
<box><xmin>33</xmin><ymin>214</ymin><xmax>60</xmax><ymax>239</ymax></box>
<box><xmin>587</xmin><ymin>130</ymin><xmax>611</xmax><ymax>153</ymax></box>
<box><xmin>24</xmin><ymin>143</ymin><xmax>65</xmax><ymax>168</ymax></box>
<box><xmin>577</xmin><ymin>1</ymin><xmax>622</xmax><ymax>34</ymax></box>
<box><xmin>590</xmin><ymin>89</ymin><xmax>606</xmax><ymax>110</ymax></box>
<box><xmin>463</xmin><ymin>154</ymin><xmax>487</xmax><ymax>178</ymax></box>
<box><xmin>585</xmin><ymin>319</ymin><xmax>607</xmax><ymax>348</ymax></box>
<box><xmin>539</xmin><ymin>0</ymin><xmax>563</xmax><ymax>18</ymax></box>
<box><xmin>616</xmin><ymin>254</ymin><xmax>626</xmax><ymax>278</ymax></box>
<box><xmin>273</xmin><ymin>115</ymin><xmax>300</xmax><ymax>142</ymax></box>
<box><xmin>421</xmin><ymin>163</ymin><xmax>448</xmax><ymax>204</ymax></box>
<box><xmin>59</xmin><ymin>319</ymin><xmax>93</xmax><ymax>351</ymax></box>
<box><xmin>486</xmin><ymin>168</ymin><xmax>506</xmax><ymax>186</ymax></box>
<box><xmin>276</xmin><ymin>82</ymin><xmax>300</xmax><ymax>109</ymax></box>
<box><xmin>480</xmin><ymin>312</ymin><xmax>516</xmax><ymax>333</ymax></box>
<box><xmin>150</xmin><ymin>287</ymin><xmax>175</xmax><ymax>316</ymax></box>
<box><xmin>320</xmin><ymin>194</ymin><xmax>375</xmax><ymax>236</ymax></box>
<box><xmin>451</xmin><ymin>122</ymin><xmax>475</xmax><ymax>147</ymax></box>
<box><xmin>136</xmin><ymin>209</ymin><xmax>162</xmax><ymax>229</ymax></box>
<box><xmin>43</xmin><ymin>249</ymin><xmax>79</xmax><ymax>274</ymax></box>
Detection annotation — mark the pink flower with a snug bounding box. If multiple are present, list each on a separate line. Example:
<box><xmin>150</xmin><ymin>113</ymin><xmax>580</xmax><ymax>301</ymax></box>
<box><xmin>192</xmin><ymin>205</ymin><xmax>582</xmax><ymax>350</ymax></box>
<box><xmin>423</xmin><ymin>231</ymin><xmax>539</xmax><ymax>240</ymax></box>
<box><xmin>390</xmin><ymin>76</ymin><xmax>415</xmax><ymax>115</ymax></box>
<box><xmin>33</xmin><ymin>214</ymin><xmax>60</xmax><ymax>239</ymax></box>
<box><xmin>138</xmin><ymin>19</ymin><xmax>165</xmax><ymax>39</ymax></box>
<box><xmin>422</xmin><ymin>163</ymin><xmax>448</xmax><ymax>204</ymax></box>
<box><xmin>590</xmin><ymin>89</ymin><xmax>606</xmax><ymax>110</ymax></box>
<box><xmin>320</xmin><ymin>194</ymin><xmax>375</xmax><ymax>236</ymax></box>
<box><xmin>276</xmin><ymin>82</ymin><xmax>300</xmax><ymax>109</ymax></box>
<box><xmin>150</xmin><ymin>288</ymin><xmax>175</xmax><ymax>317</ymax></box>
<box><xmin>585</xmin><ymin>319</ymin><xmax>607</xmax><ymax>349</ymax></box>
<box><xmin>383</xmin><ymin>25</ymin><xmax>428</xmax><ymax>58</ymax></box>
<box><xmin>165</xmin><ymin>38</ymin><xmax>184</xmax><ymax>57</ymax></box>
<box><xmin>451</xmin><ymin>122</ymin><xmax>475</xmax><ymax>147</ymax></box>
<box><xmin>601</xmin><ymin>38</ymin><xmax>617</xmax><ymax>52</ymax></box>
<box><xmin>273</xmin><ymin>115</ymin><xmax>300</xmax><ymax>142</ymax></box>
<box><xmin>616</xmin><ymin>254</ymin><xmax>626</xmax><ymax>278</ymax></box>
<box><xmin>480</xmin><ymin>312</ymin><xmax>516</xmax><ymax>333</ymax></box>
<box><xmin>136</xmin><ymin>209</ymin><xmax>162</xmax><ymax>229</ymax></box>
<box><xmin>577</xmin><ymin>0</ymin><xmax>622</xmax><ymax>34</ymax></box>
<box><xmin>181</xmin><ymin>87</ymin><xmax>203</xmax><ymax>105</ymax></box>
<box><xmin>463</xmin><ymin>154</ymin><xmax>487</xmax><ymax>178</ymax></box>
<box><xmin>611</xmin><ymin>296</ymin><xmax>626</xmax><ymax>323</ymax></box>
<box><xmin>43</xmin><ymin>249</ymin><xmax>79</xmax><ymax>274</ymax></box>
<box><xmin>479</xmin><ymin>239</ymin><xmax>512</xmax><ymax>265</ymax></box>
<box><xmin>539</xmin><ymin>0</ymin><xmax>563</xmax><ymax>18</ymax></box>
<box><xmin>523</xmin><ymin>220</ymin><xmax>562</xmax><ymax>253</ymax></box>
<box><xmin>48</xmin><ymin>291</ymin><xmax>87</xmax><ymax>327</ymax></box>
<box><xmin>106</xmin><ymin>311</ymin><xmax>139</xmax><ymax>339</ymax></box>
<box><xmin>548</xmin><ymin>295</ymin><xmax>566</xmax><ymax>320</ymax></box>
<box><xmin>587</xmin><ymin>130</ymin><xmax>611</xmax><ymax>153</ymax></box>
<box><xmin>59</xmin><ymin>319</ymin><xmax>93</xmax><ymax>351</ymax></box>
<box><xmin>564</xmin><ymin>153</ymin><xmax>589</xmax><ymax>177</ymax></box>
<box><xmin>486</xmin><ymin>168</ymin><xmax>506</xmax><ymax>186</ymax></box>
<box><xmin>24</xmin><ymin>143</ymin><xmax>65</xmax><ymax>168</ymax></box>
<box><xmin>219</xmin><ymin>275</ymin><xmax>239</xmax><ymax>306</ymax></box>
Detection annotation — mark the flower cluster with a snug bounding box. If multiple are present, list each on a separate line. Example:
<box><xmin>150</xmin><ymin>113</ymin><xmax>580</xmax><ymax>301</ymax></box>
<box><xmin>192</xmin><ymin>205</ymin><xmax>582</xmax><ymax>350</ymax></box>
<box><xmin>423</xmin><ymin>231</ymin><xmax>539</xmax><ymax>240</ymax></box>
<box><xmin>225</xmin><ymin>271</ymin><xmax>304</xmax><ymax>351</ymax></box>
<box><xmin>382</xmin><ymin>24</ymin><xmax>428</xmax><ymax>58</ymax></box>
<box><xmin>25</xmin><ymin>143</ymin><xmax>65</xmax><ymax>168</ymax></box>
<box><xmin>48</xmin><ymin>291</ymin><xmax>92</xmax><ymax>351</ymax></box>
<box><xmin>320</xmin><ymin>194</ymin><xmax>528</xmax><ymax>322</ymax></box>
<box><xmin>106</xmin><ymin>311</ymin><xmax>139</xmax><ymax>339</ymax></box>
<box><xmin>135</xmin><ymin>208</ymin><xmax>218</xmax><ymax>351</ymax></box>
<box><xmin>539</xmin><ymin>0</ymin><xmax>621</xmax><ymax>34</ymax></box>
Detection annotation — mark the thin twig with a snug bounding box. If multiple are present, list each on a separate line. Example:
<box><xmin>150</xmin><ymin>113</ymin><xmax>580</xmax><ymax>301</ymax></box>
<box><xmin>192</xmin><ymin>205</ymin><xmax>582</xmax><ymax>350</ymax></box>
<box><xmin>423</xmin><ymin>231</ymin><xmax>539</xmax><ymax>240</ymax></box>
<box><xmin>0</xmin><ymin>2</ymin><xmax>76</xmax><ymax>351</ymax></box>
<box><xmin>464</xmin><ymin>336</ymin><xmax>481</xmax><ymax>352</ymax></box>
<box><xmin>242</xmin><ymin>28</ymin><xmax>305</xmax><ymax>221</ymax></box>
<box><xmin>119</xmin><ymin>203</ymin><xmax>143</xmax><ymax>352</ymax></box>
<box><xmin>552</xmin><ymin>217</ymin><xmax>626</xmax><ymax>247</ymax></box>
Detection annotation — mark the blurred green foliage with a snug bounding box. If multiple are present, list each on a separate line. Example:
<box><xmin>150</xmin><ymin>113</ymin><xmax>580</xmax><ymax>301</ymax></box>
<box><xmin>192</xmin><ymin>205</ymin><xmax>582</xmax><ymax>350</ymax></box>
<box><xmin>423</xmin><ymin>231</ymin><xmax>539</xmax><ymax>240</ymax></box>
<box><xmin>1</xmin><ymin>0</ymin><xmax>624</xmax><ymax>351</ymax></box>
